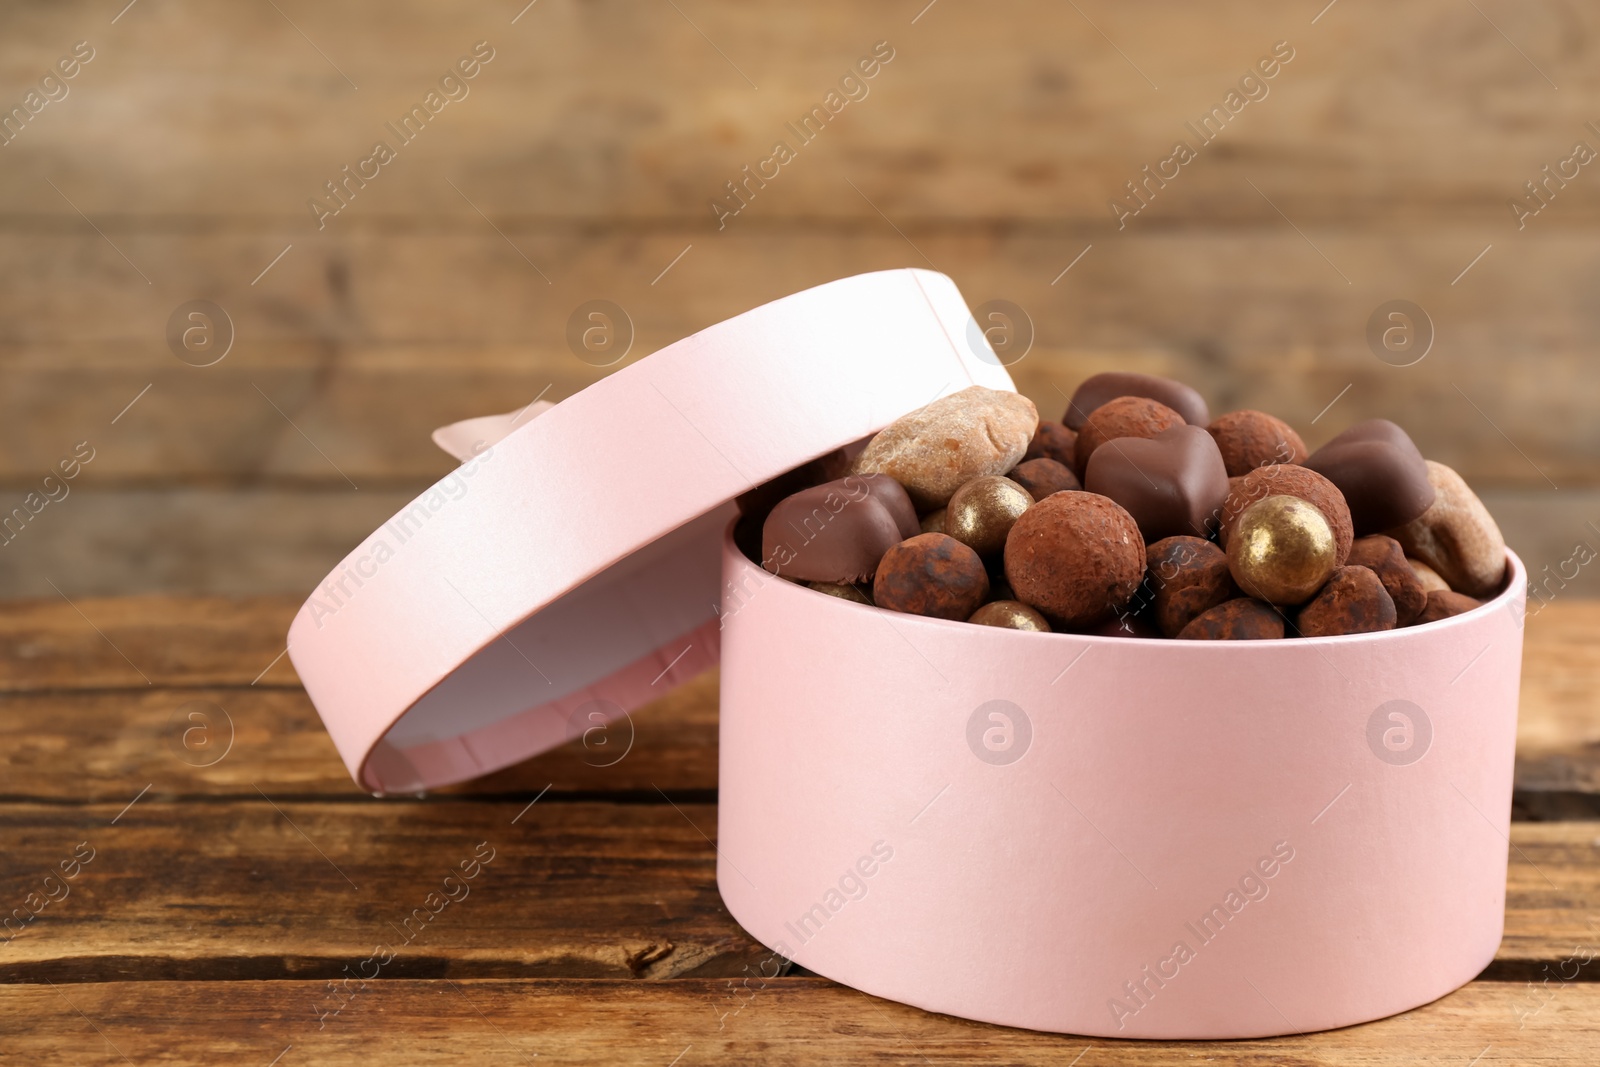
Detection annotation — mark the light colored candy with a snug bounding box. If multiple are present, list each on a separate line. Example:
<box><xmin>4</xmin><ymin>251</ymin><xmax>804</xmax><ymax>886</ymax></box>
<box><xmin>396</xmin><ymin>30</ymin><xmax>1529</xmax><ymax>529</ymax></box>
<box><xmin>852</xmin><ymin>386</ymin><xmax>1038</xmax><ymax>510</ymax></box>
<box><xmin>1388</xmin><ymin>461</ymin><xmax>1506</xmax><ymax>598</ymax></box>
<box><xmin>1407</xmin><ymin>557</ymin><xmax>1450</xmax><ymax>594</ymax></box>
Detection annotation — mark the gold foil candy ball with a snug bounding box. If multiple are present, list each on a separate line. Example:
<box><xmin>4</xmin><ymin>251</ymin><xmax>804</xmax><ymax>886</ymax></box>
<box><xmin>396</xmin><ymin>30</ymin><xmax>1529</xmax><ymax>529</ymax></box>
<box><xmin>1227</xmin><ymin>494</ymin><xmax>1338</xmax><ymax>605</ymax></box>
<box><xmin>968</xmin><ymin>600</ymin><xmax>1052</xmax><ymax>631</ymax></box>
<box><xmin>946</xmin><ymin>476</ymin><xmax>1032</xmax><ymax>556</ymax></box>
<box><xmin>808</xmin><ymin>581</ymin><xmax>872</xmax><ymax>606</ymax></box>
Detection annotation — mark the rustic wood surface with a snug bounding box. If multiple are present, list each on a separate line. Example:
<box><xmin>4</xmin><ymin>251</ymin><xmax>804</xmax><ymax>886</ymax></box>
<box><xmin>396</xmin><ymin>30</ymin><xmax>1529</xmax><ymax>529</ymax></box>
<box><xmin>2</xmin><ymin>595</ymin><xmax>1599</xmax><ymax>1063</ymax></box>
<box><xmin>2</xmin><ymin>0</ymin><xmax>1597</xmax><ymax>598</ymax></box>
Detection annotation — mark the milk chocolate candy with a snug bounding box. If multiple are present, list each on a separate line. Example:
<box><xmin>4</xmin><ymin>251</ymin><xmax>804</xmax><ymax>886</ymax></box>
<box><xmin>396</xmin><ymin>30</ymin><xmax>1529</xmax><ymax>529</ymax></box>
<box><xmin>1304</xmin><ymin>419</ymin><xmax>1434</xmax><ymax>534</ymax></box>
<box><xmin>1073</xmin><ymin>396</ymin><xmax>1186</xmax><ymax>476</ymax></box>
<box><xmin>761</xmin><ymin>474</ymin><xmax>919</xmax><ymax>583</ymax></box>
<box><xmin>1063</xmin><ymin>371</ymin><xmax>1210</xmax><ymax>430</ymax></box>
<box><xmin>1413</xmin><ymin>589</ymin><xmax>1482</xmax><ymax>625</ymax></box>
<box><xmin>1084</xmin><ymin>424</ymin><xmax>1230</xmax><ymax>543</ymax></box>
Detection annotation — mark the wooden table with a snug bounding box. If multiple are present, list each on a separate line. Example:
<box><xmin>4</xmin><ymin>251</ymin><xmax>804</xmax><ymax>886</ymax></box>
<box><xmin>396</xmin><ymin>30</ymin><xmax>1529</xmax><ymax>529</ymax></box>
<box><xmin>3</xmin><ymin>595</ymin><xmax>1599</xmax><ymax>1064</ymax></box>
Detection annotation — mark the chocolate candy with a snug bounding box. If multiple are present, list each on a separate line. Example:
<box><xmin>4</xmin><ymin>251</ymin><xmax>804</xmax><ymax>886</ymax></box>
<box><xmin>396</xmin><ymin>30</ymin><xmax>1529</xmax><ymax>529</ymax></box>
<box><xmin>1304</xmin><ymin>419</ymin><xmax>1434</xmax><ymax>534</ymax></box>
<box><xmin>762</xmin><ymin>474</ymin><xmax>919</xmax><ymax>582</ymax></box>
<box><xmin>919</xmin><ymin>508</ymin><xmax>947</xmax><ymax>535</ymax></box>
<box><xmin>1007</xmin><ymin>458</ymin><xmax>1080</xmax><ymax>501</ymax></box>
<box><xmin>1177</xmin><ymin>599</ymin><xmax>1285</xmax><ymax>640</ymax></box>
<box><xmin>873</xmin><ymin>533</ymin><xmax>990</xmax><ymax>620</ymax></box>
<box><xmin>1003</xmin><ymin>491</ymin><xmax>1145</xmax><ymax>627</ymax></box>
<box><xmin>1346</xmin><ymin>535</ymin><xmax>1427</xmax><ymax>625</ymax></box>
<box><xmin>1023</xmin><ymin>420</ymin><xmax>1077</xmax><ymax>466</ymax></box>
<box><xmin>1063</xmin><ymin>371</ymin><xmax>1210</xmax><ymax>429</ymax></box>
<box><xmin>1296</xmin><ymin>565</ymin><xmax>1396</xmax><ymax>637</ymax></box>
<box><xmin>1227</xmin><ymin>495</ymin><xmax>1339</xmax><ymax>606</ymax></box>
<box><xmin>1408</xmin><ymin>557</ymin><xmax>1450</xmax><ymax>594</ymax></box>
<box><xmin>946</xmin><ymin>475</ymin><xmax>1033</xmax><ymax>556</ymax></box>
<box><xmin>1219</xmin><ymin>464</ymin><xmax>1354</xmax><ymax>566</ymax></box>
<box><xmin>1144</xmin><ymin>536</ymin><xmax>1236</xmax><ymax>638</ymax></box>
<box><xmin>969</xmin><ymin>600</ymin><xmax>1051</xmax><ymax>632</ymax></box>
<box><xmin>1388</xmin><ymin>460</ymin><xmax>1507</xmax><ymax>598</ymax></box>
<box><xmin>1073</xmin><ymin>396</ymin><xmax>1186</xmax><ymax>475</ymax></box>
<box><xmin>1083</xmin><ymin>424</ymin><xmax>1229</xmax><ymax>542</ymax></box>
<box><xmin>1413</xmin><ymin>589</ymin><xmax>1482</xmax><ymax>624</ymax></box>
<box><xmin>808</xmin><ymin>581</ymin><xmax>873</xmax><ymax>605</ymax></box>
<box><xmin>735</xmin><ymin>448</ymin><xmax>852</xmax><ymax>523</ymax></box>
<box><xmin>853</xmin><ymin>386</ymin><xmax>1038</xmax><ymax>510</ymax></box>
<box><xmin>1206</xmin><ymin>410</ymin><xmax>1308</xmax><ymax>478</ymax></box>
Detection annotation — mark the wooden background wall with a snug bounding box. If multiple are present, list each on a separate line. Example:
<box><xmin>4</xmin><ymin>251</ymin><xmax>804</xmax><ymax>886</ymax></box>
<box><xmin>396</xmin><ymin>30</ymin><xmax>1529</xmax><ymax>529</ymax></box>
<box><xmin>2</xmin><ymin>0</ymin><xmax>1597</xmax><ymax>599</ymax></box>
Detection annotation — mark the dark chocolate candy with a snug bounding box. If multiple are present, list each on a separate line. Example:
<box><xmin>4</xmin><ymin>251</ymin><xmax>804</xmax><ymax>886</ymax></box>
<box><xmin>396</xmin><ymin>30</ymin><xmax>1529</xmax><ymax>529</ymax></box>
<box><xmin>1007</xmin><ymin>457</ymin><xmax>1080</xmax><ymax>501</ymax></box>
<box><xmin>1177</xmin><ymin>599</ymin><xmax>1285</xmax><ymax>640</ymax></box>
<box><xmin>1083</xmin><ymin>424</ymin><xmax>1230</xmax><ymax>542</ymax></box>
<box><xmin>1346</xmin><ymin>534</ymin><xmax>1427</xmax><ymax>625</ymax></box>
<box><xmin>1304</xmin><ymin>419</ymin><xmax>1434</xmax><ymax>534</ymax></box>
<box><xmin>761</xmin><ymin>474</ymin><xmax>919</xmax><ymax>583</ymax></box>
<box><xmin>1144</xmin><ymin>535</ymin><xmax>1236</xmax><ymax>637</ymax></box>
<box><xmin>1295</xmin><ymin>565</ymin><xmax>1397</xmax><ymax>637</ymax></box>
<box><xmin>1022</xmin><ymin>421</ymin><xmax>1077</xmax><ymax>466</ymax></box>
<box><xmin>1063</xmin><ymin>371</ymin><xmax>1210</xmax><ymax>430</ymax></box>
<box><xmin>1412</xmin><ymin>589</ymin><xmax>1481</xmax><ymax>625</ymax></box>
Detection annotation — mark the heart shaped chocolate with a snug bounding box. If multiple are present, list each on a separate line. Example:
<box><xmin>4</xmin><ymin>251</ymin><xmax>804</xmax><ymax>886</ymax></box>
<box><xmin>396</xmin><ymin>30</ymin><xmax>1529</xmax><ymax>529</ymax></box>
<box><xmin>1304</xmin><ymin>419</ymin><xmax>1434</xmax><ymax>534</ymax></box>
<box><xmin>1083</xmin><ymin>424</ymin><xmax>1230</xmax><ymax>542</ymax></box>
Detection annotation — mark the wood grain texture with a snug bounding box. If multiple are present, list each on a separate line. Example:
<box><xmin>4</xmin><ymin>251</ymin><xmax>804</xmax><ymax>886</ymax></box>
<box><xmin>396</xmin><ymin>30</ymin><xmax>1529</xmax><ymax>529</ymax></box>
<box><xmin>2</xmin><ymin>979</ymin><xmax>1597</xmax><ymax>1065</ymax></box>
<box><xmin>0</xmin><ymin>802</ymin><xmax>1595</xmax><ymax>983</ymax></box>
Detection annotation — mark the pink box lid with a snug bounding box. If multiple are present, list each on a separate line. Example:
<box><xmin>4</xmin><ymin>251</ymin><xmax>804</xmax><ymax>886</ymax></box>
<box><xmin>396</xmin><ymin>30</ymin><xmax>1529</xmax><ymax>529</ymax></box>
<box><xmin>287</xmin><ymin>269</ymin><xmax>1016</xmax><ymax>792</ymax></box>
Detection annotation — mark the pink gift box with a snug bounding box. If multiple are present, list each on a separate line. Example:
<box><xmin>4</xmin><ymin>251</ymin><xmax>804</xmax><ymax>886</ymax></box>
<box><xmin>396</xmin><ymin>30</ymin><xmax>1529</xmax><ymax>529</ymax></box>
<box><xmin>288</xmin><ymin>268</ymin><xmax>1527</xmax><ymax>1038</ymax></box>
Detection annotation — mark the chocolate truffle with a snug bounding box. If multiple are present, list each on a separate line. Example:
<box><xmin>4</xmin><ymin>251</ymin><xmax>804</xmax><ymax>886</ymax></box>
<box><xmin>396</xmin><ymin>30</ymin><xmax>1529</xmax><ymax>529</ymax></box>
<box><xmin>1023</xmin><ymin>420</ymin><xmax>1078</xmax><ymax>466</ymax></box>
<box><xmin>1304</xmin><ymin>419</ymin><xmax>1434</xmax><ymax>534</ymax></box>
<box><xmin>1227</xmin><ymin>495</ymin><xmax>1339</xmax><ymax>606</ymax></box>
<box><xmin>1177</xmin><ymin>599</ymin><xmax>1286</xmax><ymax>640</ymax></box>
<box><xmin>1145</xmin><ymin>536</ymin><xmax>1237</xmax><ymax>638</ymax></box>
<box><xmin>1296</xmin><ymin>565</ymin><xmax>1397</xmax><ymax>637</ymax></box>
<box><xmin>873</xmin><ymin>533</ymin><xmax>990</xmax><ymax>620</ymax></box>
<box><xmin>1063</xmin><ymin>371</ymin><xmax>1210</xmax><ymax>429</ymax></box>
<box><xmin>1346</xmin><ymin>535</ymin><xmax>1427</xmax><ymax>625</ymax></box>
<box><xmin>1084</xmin><ymin>424</ymin><xmax>1230</xmax><ymax>542</ymax></box>
<box><xmin>1206</xmin><ymin>410</ymin><xmax>1308</xmax><ymax>478</ymax></box>
<box><xmin>852</xmin><ymin>386</ymin><xmax>1038</xmax><ymax>510</ymax></box>
<box><xmin>1413</xmin><ymin>589</ymin><xmax>1482</xmax><ymax>625</ymax></box>
<box><xmin>969</xmin><ymin>600</ymin><xmax>1051</xmax><ymax>632</ymax></box>
<box><xmin>946</xmin><ymin>476</ymin><xmax>1033</xmax><ymax>557</ymax></box>
<box><xmin>1008</xmin><ymin>457</ymin><xmax>1080</xmax><ymax>501</ymax></box>
<box><xmin>761</xmin><ymin>474</ymin><xmax>919</xmax><ymax>583</ymax></box>
<box><xmin>1408</xmin><ymin>557</ymin><xmax>1451</xmax><ymax>594</ymax></box>
<box><xmin>1003</xmin><ymin>491</ymin><xmax>1145</xmax><ymax>627</ymax></box>
<box><xmin>1219</xmin><ymin>464</ymin><xmax>1354</xmax><ymax>566</ymax></box>
<box><xmin>1073</xmin><ymin>396</ymin><xmax>1187</xmax><ymax>475</ymax></box>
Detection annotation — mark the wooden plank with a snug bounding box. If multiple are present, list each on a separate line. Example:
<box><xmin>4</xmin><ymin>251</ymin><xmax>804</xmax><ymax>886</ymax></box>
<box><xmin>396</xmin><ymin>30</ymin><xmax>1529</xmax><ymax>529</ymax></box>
<box><xmin>2</xmin><ymin>0</ymin><xmax>1599</xmax><ymax>223</ymax></box>
<box><xmin>1</xmin><ymin>978</ymin><xmax>1595</xmax><ymax>1064</ymax></box>
<box><xmin>0</xmin><ymin>677</ymin><xmax>719</xmax><ymax>801</ymax></box>
<box><xmin>0</xmin><ymin>801</ymin><xmax>1595</xmax><ymax>982</ymax></box>
<box><xmin>2</xmin><ymin>228</ymin><xmax>1594</xmax><ymax>492</ymax></box>
<box><xmin>0</xmin><ymin>800</ymin><xmax>758</xmax><ymax>983</ymax></box>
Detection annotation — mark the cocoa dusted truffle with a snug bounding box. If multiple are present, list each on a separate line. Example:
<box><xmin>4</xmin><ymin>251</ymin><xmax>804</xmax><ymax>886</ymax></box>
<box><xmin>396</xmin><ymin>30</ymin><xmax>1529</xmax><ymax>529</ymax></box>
<box><xmin>1206</xmin><ymin>410</ymin><xmax>1308</xmax><ymax>478</ymax></box>
<box><xmin>1063</xmin><ymin>371</ymin><xmax>1210</xmax><ymax>429</ymax></box>
<box><xmin>1296</xmin><ymin>566</ymin><xmax>1397</xmax><ymax>637</ymax></box>
<box><xmin>1023</xmin><ymin>420</ymin><xmax>1077</xmax><ymax>467</ymax></box>
<box><xmin>1219</xmin><ymin>464</ymin><xmax>1354</xmax><ymax>567</ymax></box>
<box><xmin>1412</xmin><ymin>589</ymin><xmax>1482</xmax><ymax>625</ymax></box>
<box><xmin>1145</xmin><ymin>536</ymin><xmax>1236</xmax><ymax>638</ymax></box>
<box><xmin>1007</xmin><ymin>457</ymin><xmax>1079</xmax><ymax>501</ymax></box>
<box><xmin>1003</xmin><ymin>491</ymin><xmax>1145</xmax><ymax>627</ymax></box>
<box><xmin>1073</xmin><ymin>396</ymin><xmax>1186</xmax><ymax>476</ymax></box>
<box><xmin>873</xmin><ymin>533</ymin><xmax>990</xmax><ymax>620</ymax></box>
<box><xmin>1347</xmin><ymin>535</ymin><xmax>1427</xmax><ymax>625</ymax></box>
<box><xmin>1177</xmin><ymin>599</ymin><xmax>1285</xmax><ymax>640</ymax></box>
<box><xmin>762</xmin><ymin>474</ymin><xmax>919</xmax><ymax>583</ymax></box>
